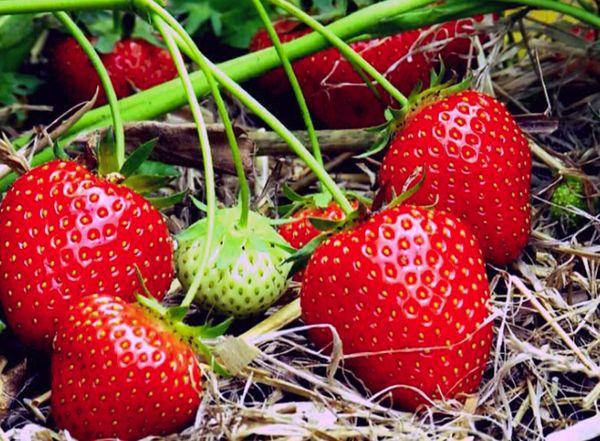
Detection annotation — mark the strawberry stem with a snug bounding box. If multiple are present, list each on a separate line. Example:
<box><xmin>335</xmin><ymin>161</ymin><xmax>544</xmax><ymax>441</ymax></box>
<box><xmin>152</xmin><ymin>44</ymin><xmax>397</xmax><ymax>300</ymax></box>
<box><xmin>265</xmin><ymin>0</ymin><xmax>421</xmax><ymax>111</ymax></box>
<box><xmin>173</xmin><ymin>41</ymin><xmax>355</xmax><ymax>215</ymax></box>
<box><xmin>0</xmin><ymin>0</ymin><xmax>131</xmax><ymax>14</ymax></box>
<box><xmin>151</xmin><ymin>15</ymin><xmax>216</xmax><ymax>309</ymax></box>
<box><xmin>54</xmin><ymin>12</ymin><xmax>126</xmax><ymax>170</ymax></box>
<box><xmin>250</xmin><ymin>0</ymin><xmax>324</xmax><ymax>171</ymax></box>
<box><xmin>145</xmin><ymin>3</ymin><xmax>355</xmax><ymax>215</ymax></box>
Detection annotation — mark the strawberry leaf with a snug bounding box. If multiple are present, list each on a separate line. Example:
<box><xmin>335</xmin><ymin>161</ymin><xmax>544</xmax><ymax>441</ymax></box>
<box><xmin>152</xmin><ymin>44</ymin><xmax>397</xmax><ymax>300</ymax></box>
<box><xmin>308</xmin><ymin>216</ymin><xmax>342</xmax><ymax>231</ymax></box>
<box><xmin>122</xmin><ymin>174</ymin><xmax>173</xmax><ymax>195</ymax></box>
<box><xmin>147</xmin><ymin>191</ymin><xmax>187</xmax><ymax>210</ymax></box>
<box><xmin>313</xmin><ymin>191</ymin><xmax>333</xmax><ymax>208</ymax></box>
<box><xmin>120</xmin><ymin>138</ymin><xmax>158</xmax><ymax>178</ymax></box>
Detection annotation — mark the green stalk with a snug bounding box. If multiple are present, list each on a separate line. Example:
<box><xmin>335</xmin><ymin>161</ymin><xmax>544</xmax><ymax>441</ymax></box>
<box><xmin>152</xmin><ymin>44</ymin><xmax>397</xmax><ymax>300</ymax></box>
<box><xmin>0</xmin><ymin>0</ymin><xmax>131</xmax><ymax>14</ymax></box>
<box><xmin>152</xmin><ymin>15</ymin><xmax>216</xmax><ymax>309</ymax></box>
<box><xmin>497</xmin><ymin>0</ymin><xmax>600</xmax><ymax>28</ymax></box>
<box><xmin>267</xmin><ymin>0</ymin><xmax>414</xmax><ymax>110</ymax></box>
<box><xmin>54</xmin><ymin>12</ymin><xmax>125</xmax><ymax>170</ymax></box>
<box><xmin>250</xmin><ymin>0</ymin><xmax>323</xmax><ymax>170</ymax></box>
<box><xmin>140</xmin><ymin>0</ymin><xmax>354</xmax><ymax>214</ymax></box>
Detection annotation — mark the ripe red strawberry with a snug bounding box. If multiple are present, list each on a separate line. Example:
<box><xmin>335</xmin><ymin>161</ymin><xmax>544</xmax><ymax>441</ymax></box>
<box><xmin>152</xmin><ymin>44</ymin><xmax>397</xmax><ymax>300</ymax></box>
<box><xmin>379</xmin><ymin>91</ymin><xmax>531</xmax><ymax>265</ymax></box>
<box><xmin>279</xmin><ymin>201</ymin><xmax>357</xmax><ymax>251</ymax></box>
<box><xmin>249</xmin><ymin>20</ymin><xmax>311</xmax><ymax>96</ymax></box>
<box><xmin>51</xmin><ymin>294</ymin><xmax>202</xmax><ymax>440</ymax></box>
<box><xmin>250</xmin><ymin>17</ymin><xmax>495</xmax><ymax>128</ymax></box>
<box><xmin>50</xmin><ymin>37</ymin><xmax>177</xmax><ymax>106</ymax></box>
<box><xmin>301</xmin><ymin>205</ymin><xmax>493</xmax><ymax>410</ymax></box>
<box><xmin>0</xmin><ymin>160</ymin><xmax>173</xmax><ymax>350</ymax></box>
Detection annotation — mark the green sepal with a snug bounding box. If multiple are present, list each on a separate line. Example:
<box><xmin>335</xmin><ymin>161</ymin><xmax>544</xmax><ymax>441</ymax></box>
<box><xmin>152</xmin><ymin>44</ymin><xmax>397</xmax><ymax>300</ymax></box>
<box><xmin>217</xmin><ymin>232</ymin><xmax>246</xmax><ymax>270</ymax></box>
<box><xmin>120</xmin><ymin>138</ymin><xmax>158</xmax><ymax>178</ymax></box>
<box><xmin>285</xmin><ymin>233</ymin><xmax>329</xmax><ymax>277</ymax></box>
<box><xmin>190</xmin><ymin>196</ymin><xmax>208</xmax><ymax>212</ymax></box>
<box><xmin>52</xmin><ymin>140</ymin><xmax>69</xmax><ymax>161</ymax></box>
<box><xmin>0</xmin><ymin>319</ymin><xmax>5</xmax><ymax>334</ymax></box>
<box><xmin>122</xmin><ymin>174</ymin><xmax>173</xmax><ymax>195</ymax></box>
<box><xmin>282</xmin><ymin>184</ymin><xmax>306</xmax><ymax>203</ymax></box>
<box><xmin>308</xmin><ymin>216</ymin><xmax>343</xmax><ymax>232</ymax></box>
<box><xmin>313</xmin><ymin>191</ymin><xmax>333</xmax><ymax>209</ymax></box>
<box><xmin>97</xmin><ymin>128</ymin><xmax>121</xmax><ymax>176</ymax></box>
<box><xmin>136</xmin><ymin>293</ymin><xmax>232</xmax><ymax>377</ymax></box>
<box><xmin>147</xmin><ymin>191</ymin><xmax>187</xmax><ymax>210</ymax></box>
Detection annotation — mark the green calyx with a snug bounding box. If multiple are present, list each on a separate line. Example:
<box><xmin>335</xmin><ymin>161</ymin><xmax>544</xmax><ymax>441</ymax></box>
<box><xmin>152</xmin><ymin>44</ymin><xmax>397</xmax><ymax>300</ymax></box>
<box><xmin>550</xmin><ymin>177</ymin><xmax>589</xmax><ymax>226</ymax></box>
<box><xmin>176</xmin><ymin>206</ymin><xmax>294</xmax><ymax>318</ymax></box>
<box><xmin>136</xmin><ymin>295</ymin><xmax>232</xmax><ymax>376</ymax></box>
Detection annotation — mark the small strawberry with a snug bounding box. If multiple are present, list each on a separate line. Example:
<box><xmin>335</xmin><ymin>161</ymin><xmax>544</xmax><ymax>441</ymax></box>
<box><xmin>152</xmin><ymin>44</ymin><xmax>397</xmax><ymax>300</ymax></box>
<box><xmin>50</xmin><ymin>37</ymin><xmax>177</xmax><ymax>106</ymax></box>
<box><xmin>301</xmin><ymin>205</ymin><xmax>493</xmax><ymax>410</ymax></box>
<box><xmin>0</xmin><ymin>160</ymin><xmax>173</xmax><ymax>350</ymax></box>
<box><xmin>379</xmin><ymin>90</ymin><xmax>531</xmax><ymax>265</ymax></box>
<box><xmin>51</xmin><ymin>294</ymin><xmax>203</xmax><ymax>440</ymax></box>
<box><xmin>550</xmin><ymin>177</ymin><xmax>589</xmax><ymax>227</ymax></box>
<box><xmin>250</xmin><ymin>17</ymin><xmax>495</xmax><ymax>128</ymax></box>
<box><xmin>176</xmin><ymin>207</ymin><xmax>292</xmax><ymax>318</ymax></box>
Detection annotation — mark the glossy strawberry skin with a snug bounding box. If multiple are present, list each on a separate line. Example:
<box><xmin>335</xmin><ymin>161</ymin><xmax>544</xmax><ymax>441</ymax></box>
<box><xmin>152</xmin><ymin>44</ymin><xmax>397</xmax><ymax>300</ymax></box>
<box><xmin>379</xmin><ymin>91</ymin><xmax>531</xmax><ymax>265</ymax></box>
<box><xmin>0</xmin><ymin>160</ymin><xmax>173</xmax><ymax>350</ymax></box>
<box><xmin>301</xmin><ymin>205</ymin><xmax>493</xmax><ymax>410</ymax></box>
<box><xmin>250</xmin><ymin>17</ymin><xmax>494</xmax><ymax>128</ymax></box>
<box><xmin>51</xmin><ymin>38</ymin><xmax>177</xmax><ymax>106</ymax></box>
<box><xmin>51</xmin><ymin>295</ymin><xmax>202</xmax><ymax>441</ymax></box>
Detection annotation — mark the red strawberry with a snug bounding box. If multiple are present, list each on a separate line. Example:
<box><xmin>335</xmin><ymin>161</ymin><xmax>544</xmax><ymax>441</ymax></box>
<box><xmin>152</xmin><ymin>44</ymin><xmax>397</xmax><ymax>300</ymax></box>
<box><xmin>249</xmin><ymin>20</ymin><xmax>311</xmax><ymax>96</ymax></box>
<box><xmin>51</xmin><ymin>294</ymin><xmax>202</xmax><ymax>440</ymax></box>
<box><xmin>279</xmin><ymin>200</ymin><xmax>358</xmax><ymax>281</ymax></box>
<box><xmin>250</xmin><ymin>17</ymin><xmax>495</xmax><ymax>128</ymax></box>
<box><xmin>0</xmin><ymin>160</ymin><xmax>173</xmax><ymax>350</ymax></box>
<box><xmin>301</xmin><ymin>205</ymin><xmax>493</xmax><ymax>410</ymax></box>
<box><xmin>279</xmin><ymin>201</ymin><xmax>357</xmax><ymax>250</ymax></box>
<box><xmin>51</xmin><ymin>37</ymin><xmax>177</xmax><ymax>106</ymax></box>
<box><xmin>379</xmin><ymin>90</ymin><xmax>531</xmax><ymax>265</ymax></box>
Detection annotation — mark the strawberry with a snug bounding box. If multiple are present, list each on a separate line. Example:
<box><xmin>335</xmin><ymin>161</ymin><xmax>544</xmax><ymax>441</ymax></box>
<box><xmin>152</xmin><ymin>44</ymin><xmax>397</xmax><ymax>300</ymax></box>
<box><xmin>379</xmin><ymin>90</ymin><xmax>531</xmax><ymax>266</ymax></box>
<box><xmin>50</xmin><ymin>37</ymin><xmax>177</xmax><ymax>106</ymax></box>
<box><xmin>176</xmin><ymin>207</ymin><xmax>292</xmax><ymax>317</ymax></box>
<box><xmin>51</xmin><ymin>294</ymin><xmax>202</xmax><ymax>440</ymax></box>
<box><xmin>0</xmin><ymin>160</ymin><xmax>173</xmax><ymax>350</ymax></box>
<box><xmin>279</xmin><ymin>200</ymin><xmax>357</xmax><ymax>251</ymax></box>
<box><xmin>301</xmin><ymin>205</ymin><xmax>493</xmax><ymax>410</ymax></box>
<box><xmin>249</xmin><ymin>20</ymin><xmax>311</xmax><ymax>96</ymax></box>
<box><xmin>250</xmin><ymin>17</ymin><xmax>495</xmax><ymax>128</ymax></box>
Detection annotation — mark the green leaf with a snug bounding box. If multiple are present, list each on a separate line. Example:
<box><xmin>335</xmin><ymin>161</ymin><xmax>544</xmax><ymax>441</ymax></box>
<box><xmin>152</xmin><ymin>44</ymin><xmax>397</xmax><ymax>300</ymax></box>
<box><xmin>197</xmin><ymin>317</ymin><xmax>233</xmax><ymax>339</ymax></box>
<box><xmin>0</xmin><ymin>15</ymin><xmax>38</xmax><ymax>72</ymax></box>
<box><xmin>313</xmin><ymin>191</ymin><xmax>332</xmax><ymax>209</ymax></box>
<box><xmin>122</xmin><ymin>174</ymin><xmax>173</xmax><ymax>195</ymax></box>
<box><xmin>120</xmin><ymin>138</ymin><xmax>158</xmax><ymax>177</ymax></box>
<box><xmin>0</xmin><ymin>73</ymin><xmax>42</xmax><ymax>106</ymax></box>
<box><xmin>0</xmin><ymin>319</ymin><xmax>5</xmax><ymax>334</ymax></box>
<box><xmin>97</xmin><ymin>128</ymin><xmax>120</xmax><ymax>176</ymax></box>
<box><xmin>135</xmin><ymin>160</ymin><xmax>179</xmax><ymax>177</ymax></box>
<box><xmin>147</xmin><ymin>191</ymin><xmax>186</xmax><ymax>210</ymax></box>
<box><xmin>285</xmin><ymin>234</ymin><xmax>329</xmax><ymax>276</ymax></box>
<box><xmin>190</xmin><ymin>196</ymin><xmax>208</xmax><ymax>212</ymax></box>
<box><xmin>308</xmin><ymin>216</ymin><xmax>343</xmax><ymax>232</ymax></box>
<box><xmin>354</xmin><ymin>131</ymin><xmax>390</xmax><ymax>159</ymax></box>
<box><xmin>282</xmin><ymin>184</ymin><xmax>306</xmax><ymax>203</ymax></box>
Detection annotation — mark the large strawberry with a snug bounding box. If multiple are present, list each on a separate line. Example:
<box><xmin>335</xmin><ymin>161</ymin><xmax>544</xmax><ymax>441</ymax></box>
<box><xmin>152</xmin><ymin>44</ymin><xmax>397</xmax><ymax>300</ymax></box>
<box><xmin>379</xmin><ymin>90</ymin><xmax>531</xmax><ymax>265</ymax></box>
<box><xmin>250</xmin><ymin>17</ymin><xmax>494</xmax><ymax>128</ymax></box>
<box><xmin>0</xmin><ymin>160</ymin><xmax>173</xmax><ymax>350</ymax></box>
<box><xmin>51</xmin><ymin>294</ymin><xmax>203</xmax><ymax>440</ymax></box>
<box><xmin>301</xmin><ymin>205</ymin><xmax>493</xmax><ymax>410</ymax></box>
<box><xmin>176</xmin><ymin>207</ymin><xmax>292</xmax><ymax>318</ymax></box>
<box><xmin>51</xmin><ymin>37</ymin><xmax>177</xmax><ymax>106</ymax></box>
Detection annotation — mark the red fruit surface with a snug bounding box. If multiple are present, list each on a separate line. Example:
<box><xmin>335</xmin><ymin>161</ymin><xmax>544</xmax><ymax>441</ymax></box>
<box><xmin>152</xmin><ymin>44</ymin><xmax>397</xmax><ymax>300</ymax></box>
<box><xmin>379</xmin><ymin>91</ymin><xmax>531</xmax><ymax>265</ymax></box>
<box><xmin>301</xmin><ymin>205</ymin><xmax>493</xmax><ymax>410</ymax></box>
<box><xmin>51</xmin><ymin>294</ymin><xmax>202</xmax><ymax>440</ymax></box>
<box><xmin>279</xmin><ymin>201</ymin><xmax>356</xmax><ymax>250</ymax></box>
<box><xmin>0</xmin><ymin>160</ymin><xmax>173</xmax><ymax>350</ymax></box>
<box><xmin>249</xmin><ymin>20</ymin><xmax>311</xmax><ymax>96</ymax></box>
<box><xmin>51</xmin><ymin>37</ymin><xmax>177</xmax><ymax>106</ymax></box>
<box><xmin>250</xmin><ymin>16</ymin><xmax>495</xmax><ymax>128</ymax></box>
